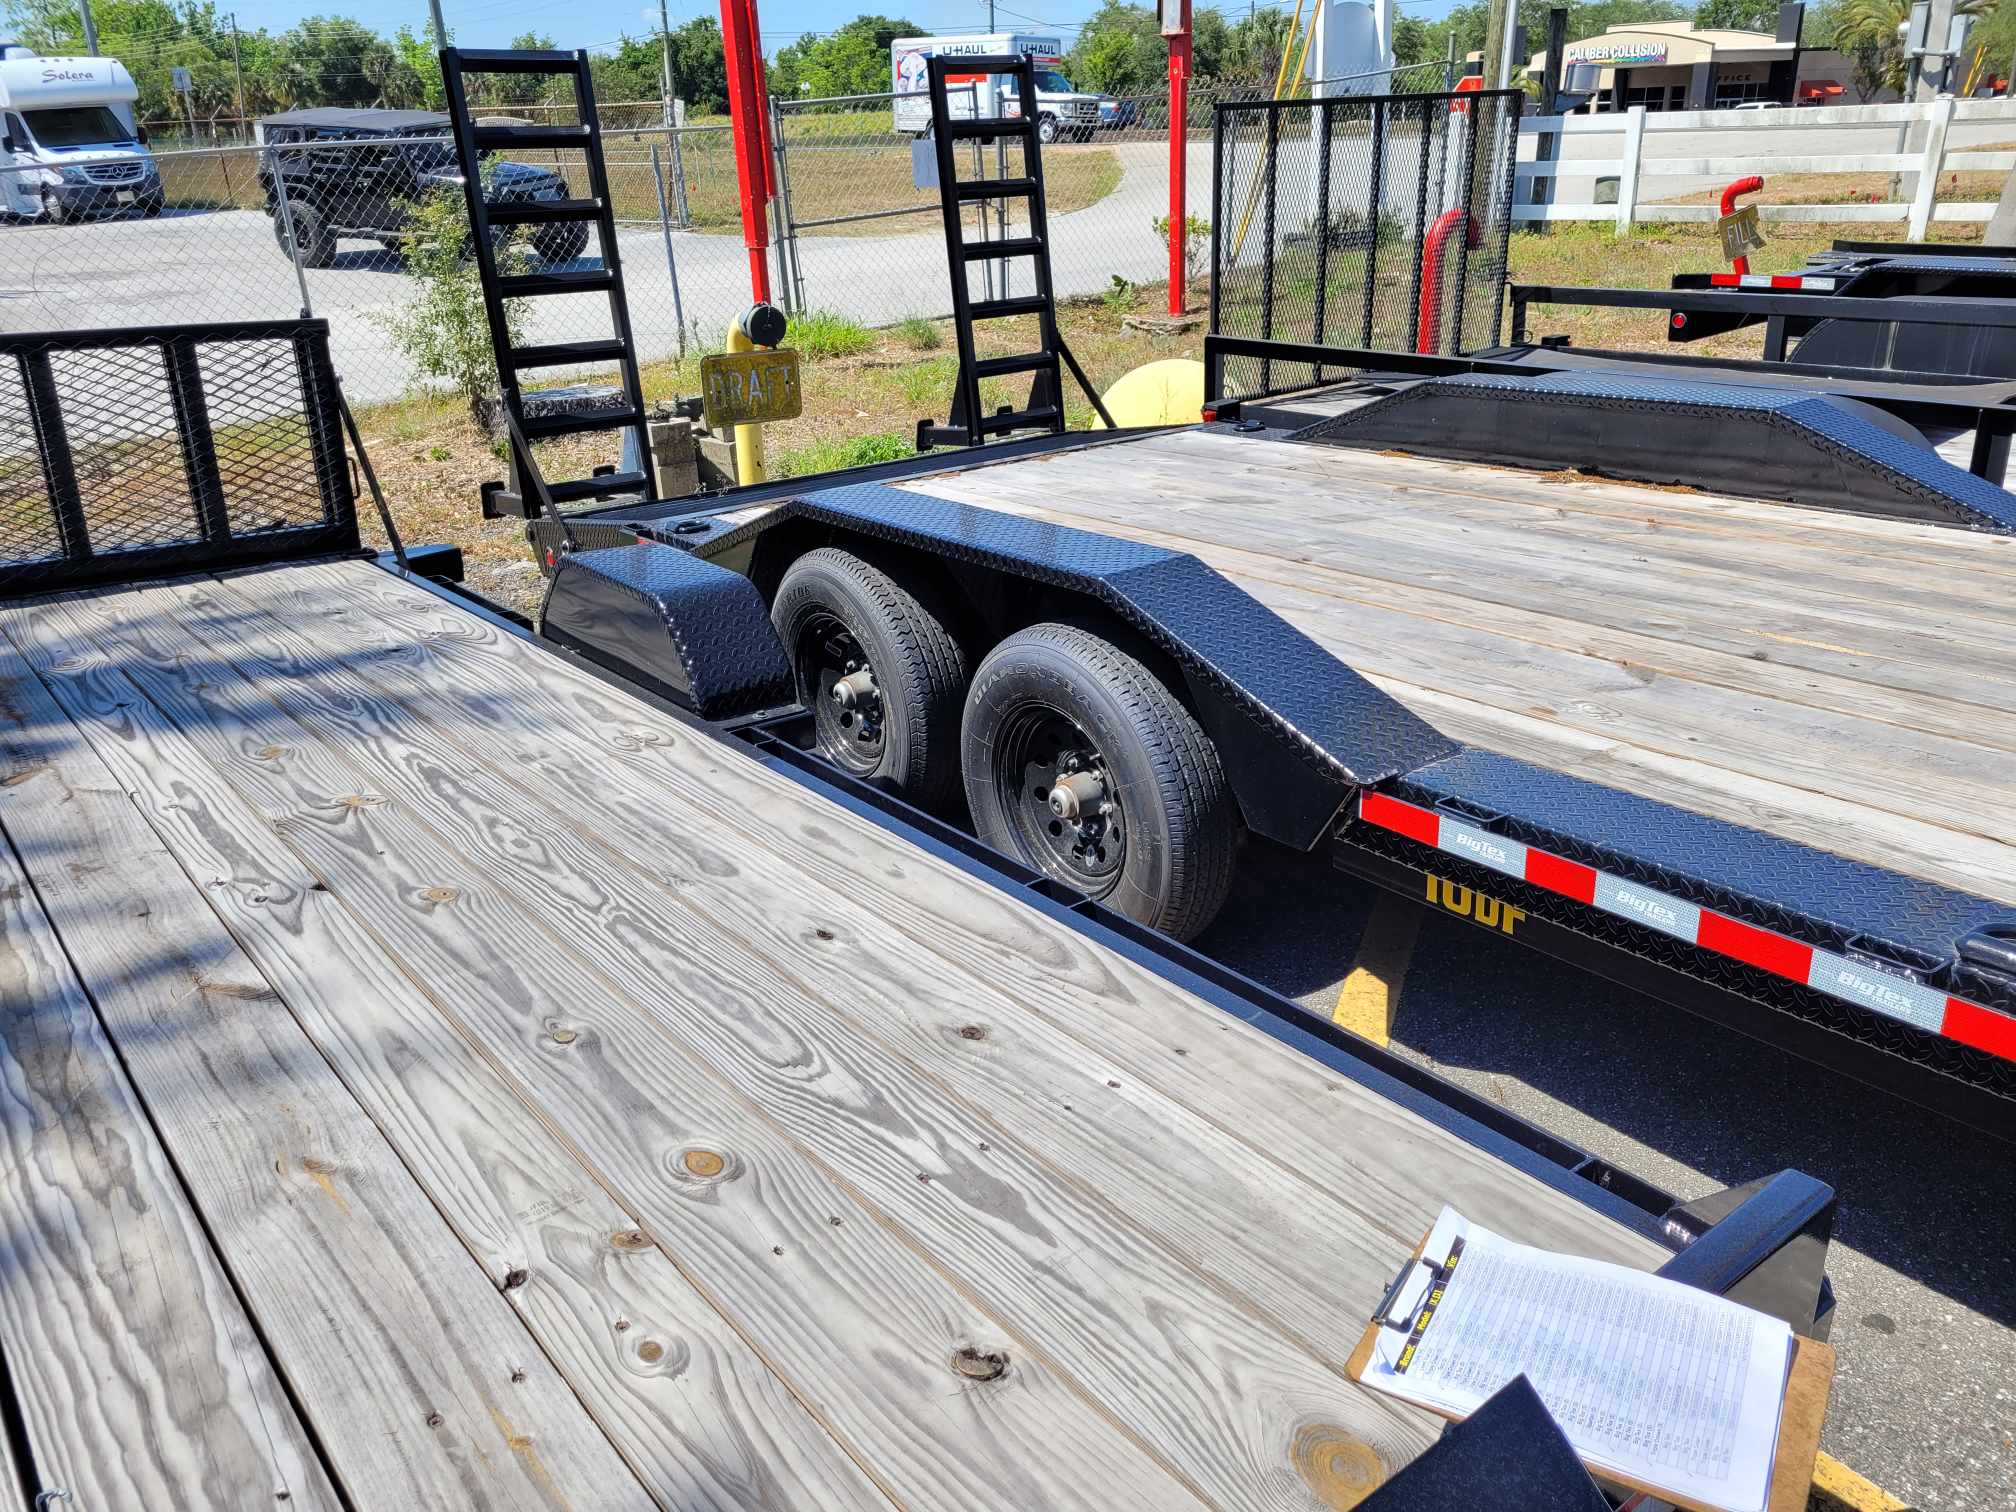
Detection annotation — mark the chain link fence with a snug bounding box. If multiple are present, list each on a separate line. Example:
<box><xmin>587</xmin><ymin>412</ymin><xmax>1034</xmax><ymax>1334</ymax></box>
<box><xmin>1</xmin><ymin>129</ymin><xmax>753</xmax><ymax>408</ymax></box>
<box><xmin>1210</xmin><ymin>86</ymin><xmax>1522</xmax><ymax>400</ymax></box>
<box><xmin>3</xmin><ymin>66</ymin><xmax>1493</xmax><ymax>426</ymax></box>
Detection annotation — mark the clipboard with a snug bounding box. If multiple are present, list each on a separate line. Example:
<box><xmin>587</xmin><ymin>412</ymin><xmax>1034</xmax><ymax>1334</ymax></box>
<box><xmin>1344</xmin><ymin>1229</ymin><xmax>1836</xmax><ymax>1512</ymax></box>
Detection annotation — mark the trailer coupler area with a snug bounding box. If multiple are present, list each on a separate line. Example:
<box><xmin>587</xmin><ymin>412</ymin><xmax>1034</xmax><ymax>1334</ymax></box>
<box><xmin>1294</xmin><ymin>370</ymin><xmax>2016</xmax><ymax>531</ymax></box>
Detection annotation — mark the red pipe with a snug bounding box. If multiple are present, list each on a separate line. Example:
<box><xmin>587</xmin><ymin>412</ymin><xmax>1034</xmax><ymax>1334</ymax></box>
<box><xmin>1167</xmin><ymin>16</ymin><xmax>1192</xmax><ymax>314</ymax></box>
<box><xmin>719</xmin><ymin>0</ymin><xmax>772</xmax><ymax>303</ymax></box>
<box><xmin>1415</xmin><ymin>209</ymin><xmax>1480</xmax><ymax>355</ymax></box>
<box><xmin>1720</xmin><ymin>175</ymin><xmax>1764</xmax><ymax>276</ymax></box>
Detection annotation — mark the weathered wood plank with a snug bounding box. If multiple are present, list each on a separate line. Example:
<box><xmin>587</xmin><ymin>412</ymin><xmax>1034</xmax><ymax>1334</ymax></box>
<box><xmin>0</xmin><ymin>623</ymin><xmax>652</xmax><ymax>1511</ymax></box>
<box><xmin>183</xmin><ymin>565</ymin><xmax>1442</xmax><ymax>1506</ymax></box>
<box><xmin>69</xmin><ymin>575</ymin><xmax>1203</xmax><ymax>1512</ymax></box>
<box><xmin>947</xmin><ymin>430</ymin><xmax>2016</xmax><ymax>643</ymax></box>
<box><xmin>931</xmin><ymin>462</ymin><xmax>2016</xmax><ymax>734</ymax></box>
<box><xmin>1167</xmin><ymin>429</ymin><xmax>2016</xmax><ymax>570</ymax></box>
<box><xmin>927</xmin><ymin>455</ymin><xmax>2016</xmax><ymax>687</ymax></box>
<box><xmin>265</xmin><ymin>559</ymin><xmax>1672</xmax><ymax>1273</ymax></box>
<box><xmin>0</xmin><ymin>809</ymin><xmax>339</xmax><ymax>1510</ymax></box>
<box><xmin>7</xmin><ymin>594</ymin><xmax>890</xmax><ymax>1512</ymax></box>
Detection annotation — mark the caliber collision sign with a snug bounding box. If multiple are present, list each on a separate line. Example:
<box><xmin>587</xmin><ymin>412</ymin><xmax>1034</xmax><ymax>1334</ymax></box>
<box><xmin>699</xmin><ymin>349</ymin><xmax>803</xmax><ymax>427</ymax></box>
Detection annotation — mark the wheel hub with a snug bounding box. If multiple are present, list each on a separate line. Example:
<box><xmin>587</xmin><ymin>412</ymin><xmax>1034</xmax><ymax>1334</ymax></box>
<box><xmin>797</xmin><ymin>616</ymin><xmax>886</xmax><ymax>775</ymax></box>
<box><xmin>996</xmin><ymin>708</ymin><xmax>1125</xmax><ymax>892</ymax></box>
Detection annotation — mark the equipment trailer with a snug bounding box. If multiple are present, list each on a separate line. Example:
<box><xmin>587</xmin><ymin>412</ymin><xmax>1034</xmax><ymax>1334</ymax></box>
<box><xmin>0</xmin><ymin>319</ymin><xmax>1841</xmax><ymax>1502</ymax></box>
<box><xmin>517</xmin><ymin>82</ymin><xmax>2016</xmax><ymax>1143</ymax></box>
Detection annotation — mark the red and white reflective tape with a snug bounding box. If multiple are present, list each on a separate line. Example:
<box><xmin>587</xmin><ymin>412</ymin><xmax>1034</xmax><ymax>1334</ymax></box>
<box><xmin>1358</xmin><ymin>791</ymin><xmax>2016</xmax><ymax>1063</ymax></box>
<box><xmin>1705</xmin><ymin>274</ymin><xmax>1838</xmax><ymax>291</ymax></box>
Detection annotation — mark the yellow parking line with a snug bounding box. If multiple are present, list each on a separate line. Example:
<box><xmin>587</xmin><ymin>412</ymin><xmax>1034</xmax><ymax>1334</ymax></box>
<box><xmin>1810</xmin><ymin>1452</ymin><xmax>1912</xmax><ymax>1512</ymax></box>
<box><xmin>1332</xmin><ymin>895</ymin><xmax>1421</xmax><ymax>1047</ymax></box>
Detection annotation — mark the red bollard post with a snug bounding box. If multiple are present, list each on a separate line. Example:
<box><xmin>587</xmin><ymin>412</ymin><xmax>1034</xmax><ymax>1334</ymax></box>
<box><xmin>719</xmin><ymin>0</ymin><xmax>773</xmax><ymax>304</ymax></box>
<box><xmin>1720</xmin><ymin>175</ymin><xmax>1764</xmax><ymax>277</ymax></box>
<box><xmin>1415</xmin><ymin>208</ymin><xmax>1479</xmax><ymax>355</ymax></box>
<box><xmin>1165</xmin><ymin>0</ymin><xmax>1193</xmax><ymax>315</ymax></box>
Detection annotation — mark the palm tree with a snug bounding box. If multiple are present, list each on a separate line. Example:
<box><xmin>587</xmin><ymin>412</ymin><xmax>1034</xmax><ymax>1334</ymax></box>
<box><xmin>1835</xmin><ymin>0</ymin><xmax>1991</xmax><ymax>95</ymax></box>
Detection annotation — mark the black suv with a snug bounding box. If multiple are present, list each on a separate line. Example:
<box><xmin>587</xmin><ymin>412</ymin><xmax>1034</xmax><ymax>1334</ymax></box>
<box><xmin>257</xmin><ymin>107</ymin><xmax>589</xmax><ymax>268</ymax></box>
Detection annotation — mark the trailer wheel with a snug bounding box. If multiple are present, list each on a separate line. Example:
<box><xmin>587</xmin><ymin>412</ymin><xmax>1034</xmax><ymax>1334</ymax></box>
<box><xmin>962</xmin><ymin>622</ymin><xmax>1237</xmax><ymax>940</ymax></box>
<box><xmin>772</xmin><ymin>547</ymin><xmax>968</xmax><ymax>812</ymax></box>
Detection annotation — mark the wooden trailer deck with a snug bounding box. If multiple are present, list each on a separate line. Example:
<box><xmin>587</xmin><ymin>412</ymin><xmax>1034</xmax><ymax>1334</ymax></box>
<box><xmin>0</xmin><ymin>558</ymin><xmax>1663</xmax><ymax>1509</ymax></box>
<box><xmin>901</xmin><ymin>426</ymin><xmax>2016</xmax><ymax>908</ymax></box>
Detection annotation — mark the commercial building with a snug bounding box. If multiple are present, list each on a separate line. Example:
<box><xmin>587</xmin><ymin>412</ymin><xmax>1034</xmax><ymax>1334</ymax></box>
<box><xmin>1525</xmin><ymin>21</ymin><xmax>1881</xmax><ymax>110</ymax></box>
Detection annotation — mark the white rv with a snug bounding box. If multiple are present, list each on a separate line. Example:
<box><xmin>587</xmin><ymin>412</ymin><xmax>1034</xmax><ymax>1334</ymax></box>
<box><xmin>889</xmin><ymin>32</ymin><xmax>1100</xmax><ymax>142</ymax></box>
<box><xmin>0</xmin><ymin>43</ymin><xmax>161</xmax><ymax>221</ymax></box>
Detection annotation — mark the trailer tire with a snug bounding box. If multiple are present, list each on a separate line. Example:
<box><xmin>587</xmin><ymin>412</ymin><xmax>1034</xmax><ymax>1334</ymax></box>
<box><xmin>962</xmin><ymin>622</ymin><xmax>1237</xmax><ymax>941</ymax></box>
<box><xmin>772</xmin><ymin>547</ymin><xmax>968</xmax><ymax>813</ymax></box>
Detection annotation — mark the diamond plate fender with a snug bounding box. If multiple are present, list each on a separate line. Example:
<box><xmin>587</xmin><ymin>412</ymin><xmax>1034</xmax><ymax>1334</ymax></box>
<box><xmin>675</xmin><ymin>481</ymin><xmax>1461</xmax><ymax>848</ymax></box>
<box><xmin>537</xmin><ymin>543</ymin><xmax>793</xmax><ymax>720</ymax></box>
<box><xmin>1293</xmin><ymin>371</ymin><xmax>2016</xmax><ymax>532</ymax></box>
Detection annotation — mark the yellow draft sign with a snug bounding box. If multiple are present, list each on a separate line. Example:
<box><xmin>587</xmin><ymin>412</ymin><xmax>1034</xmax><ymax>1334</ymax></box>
<box><xmin>1717</xmin><ymin>203</ymin><xmax>1766</xmax><ymax>264</ymax></box>
<box><xmin>699</xmin><ymin>348</ymin><xmax>803</xmax><ymax>428</ymax></box>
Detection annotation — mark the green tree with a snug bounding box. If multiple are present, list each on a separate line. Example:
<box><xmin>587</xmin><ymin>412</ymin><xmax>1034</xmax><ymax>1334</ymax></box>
<box><xmin>1192</xmin><ymin>6</ymin><xmax>1229</xmax><ymax>78</ymax></box>
<box><xmin>668</xmin><ymin>15</ymin><xmax>727</xmax><ymax>113</ymax></box>
<box><xmin>1067</xmin><ymin>1</ymin><xmax>1164</xmax><ymax>95</ymax></box>
<box><xmin>1832</xmin><ymin>0</ymin><xmax>1986</xmax><ymax>93</ymax></box>
<box><xmin>1692</xmin><ymin>0</ymin><xmax>1781</xmax><ymax>31</ymax></box>
<box><xmin>1222</xmin><ymin>6</ymin><xmax>1293</xmax><ymax>85</ymax></box>
<box><xmin>273</xmin><ymin>15</ymin><xmax>397</xmax><ymax>109</ymax></box>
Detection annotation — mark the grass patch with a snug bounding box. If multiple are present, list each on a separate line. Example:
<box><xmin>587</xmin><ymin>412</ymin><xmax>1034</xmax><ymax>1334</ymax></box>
<box><xmin>776</xmin><ymin>431</ymin><xmax>916</xmax><ymax>478</ymax></box>
<box><xmin>786</xmin><ymin>309</ymin><xmax>876</xmax><ymax>359</ymax></box>
<box><xmin>1506</xmin><ymin>219</ymin><xmax>1984</xmax><ymax>356</ymax></box>
<box><xmin>897</xmin><ymin>316</ymin><xmax>943</xmax><ymax>351</ymax></box>
<box><xmin>601</xmin><ymin>134</ymin><xmax>1125</xmax><ymax>235</ymax></box>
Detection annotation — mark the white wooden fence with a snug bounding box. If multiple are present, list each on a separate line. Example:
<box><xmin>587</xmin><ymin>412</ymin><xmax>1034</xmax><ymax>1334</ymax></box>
<box><xmin>1515</xmin><ymin>97</ymin><xmax>2016</xmax><ymax>237</ymax></box>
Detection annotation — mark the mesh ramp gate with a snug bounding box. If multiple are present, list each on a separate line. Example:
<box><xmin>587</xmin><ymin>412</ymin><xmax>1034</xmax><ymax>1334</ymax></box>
<box><xmin>1210</xmin><ymin>88</ymin><xmax>1521</xmax><ymax>402</ymax></box>
<box><xmin>0</xmin><ymin>320</ymin><xmax>359</xmax><ymax>596</ymax></box>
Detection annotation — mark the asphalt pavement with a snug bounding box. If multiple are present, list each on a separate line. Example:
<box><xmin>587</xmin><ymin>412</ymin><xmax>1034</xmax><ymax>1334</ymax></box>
<box><xmin>1195</xmin><ymin>839</ymin><xmax>2015</xmax><ymax>1511</ymax></box>
<box><xmin>0</xmin><ymin>139</ymin><xmax>1199</xmax><ymax>405</ymax></box>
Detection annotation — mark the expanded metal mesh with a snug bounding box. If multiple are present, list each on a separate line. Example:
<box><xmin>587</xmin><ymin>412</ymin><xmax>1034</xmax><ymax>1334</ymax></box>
<box><xmin>0</xmin><ymin>323</ymin><xmax>357</xmax><ymax>595</ymax></box>
<box><xmin>1211</xmin><ymin>89</ymin><xmax>1520</xmax><ymax>399</ymax></box>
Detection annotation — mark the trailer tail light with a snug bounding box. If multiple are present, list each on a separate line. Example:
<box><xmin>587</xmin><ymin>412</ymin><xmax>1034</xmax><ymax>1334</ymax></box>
<box><xmin>1356</xmin><ymin>792</ymin><xmax>2016</xmax><ymax>1063</ymax></box>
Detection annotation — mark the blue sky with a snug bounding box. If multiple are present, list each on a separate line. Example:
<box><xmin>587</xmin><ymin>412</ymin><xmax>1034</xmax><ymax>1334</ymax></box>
<box><xmin>230</xmin><ymin>0</ymin><xmax>1459</xmax><ymax>54</ymax></box>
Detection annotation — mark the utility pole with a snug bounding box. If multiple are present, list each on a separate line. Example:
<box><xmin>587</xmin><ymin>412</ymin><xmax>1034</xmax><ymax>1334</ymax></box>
<box><xmin>659</xmin><ymin>0</ymin><xmax>675</xmax><ymax>125</ymax></box>
<box><xmin>427</xmin><ymin>0</ymin><xmax>447</xmax><ymax>51</ymax></box>
<box><xmin>989</xmin><ymin>0</ymin><xmax>997</xmax><ymax>31</ymax></box>
<box><xmin>1917</xmin><ymin>0</ymin><xmax>1955</xmax><ymax>98</ymax></box>
<box><xmin>1479</xmin><ymin>0</ymin><xmax>1511</xmax><ymax>90</ymax></box>
<box><xmin>77</xmin><ymin>0</ymin><xmax>99</xmax><ymax>53</ymax></box>
<box><xmin>228</xmin><ymin>14</ymin><xmax>247</xmax><ymax>134</ymax></box>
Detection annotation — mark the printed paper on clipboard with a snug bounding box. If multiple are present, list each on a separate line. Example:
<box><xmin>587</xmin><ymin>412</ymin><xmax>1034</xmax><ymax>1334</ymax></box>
<box><xmin>1361</xmin><ymin>1207</ymin><xmax>1796</xmax><ymax>1512</ymax></box>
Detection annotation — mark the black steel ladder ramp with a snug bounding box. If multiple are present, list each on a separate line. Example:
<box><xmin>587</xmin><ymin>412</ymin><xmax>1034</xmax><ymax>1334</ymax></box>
<box><xmin>440</xmin><ymin>45</ymin><xmax>651</xmax><ymax>514</ymax></box>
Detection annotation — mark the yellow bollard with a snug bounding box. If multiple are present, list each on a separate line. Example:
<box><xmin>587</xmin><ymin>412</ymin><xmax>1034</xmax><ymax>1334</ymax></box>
<box><xmin>724</xmin><ymin>303</ymin><xmax>791</xmax><ymax>487</ymax></box>
<box><xmin>724</xmin><ymin>320</ymin><xmax>765</xmax><ymax>486</ymax></box>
